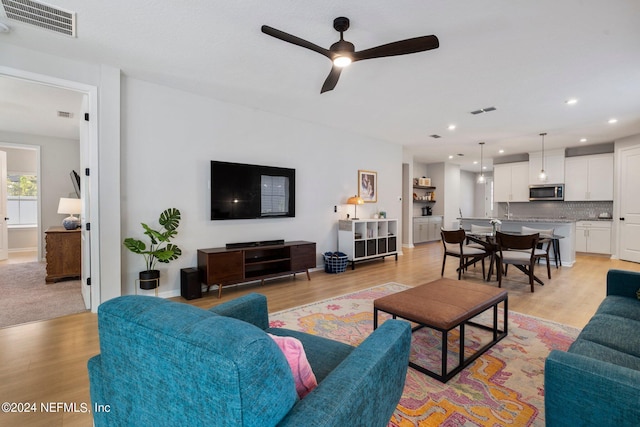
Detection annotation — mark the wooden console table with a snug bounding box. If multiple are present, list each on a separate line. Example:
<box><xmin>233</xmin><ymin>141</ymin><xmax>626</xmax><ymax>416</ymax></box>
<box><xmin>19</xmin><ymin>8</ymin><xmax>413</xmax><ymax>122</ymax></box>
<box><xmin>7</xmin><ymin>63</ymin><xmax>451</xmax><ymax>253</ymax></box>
<box><xmin>197</xmin><ymin>241</ymin><xmax>316</xmax><ymax>298</ymax></box>
<box><xmin>45</xmin><ymin>226</ymin><xmax>81</xmax><ymax>283</ymax></box>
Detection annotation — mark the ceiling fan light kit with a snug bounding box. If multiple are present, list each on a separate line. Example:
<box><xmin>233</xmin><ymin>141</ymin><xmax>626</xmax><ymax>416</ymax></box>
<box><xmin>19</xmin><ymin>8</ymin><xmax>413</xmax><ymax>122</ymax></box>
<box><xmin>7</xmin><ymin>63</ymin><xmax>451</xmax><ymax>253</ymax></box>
<box><xmin>261</xmin><ymin>16</ymin><xmax>439</xmax><ymax>93</ymax></box>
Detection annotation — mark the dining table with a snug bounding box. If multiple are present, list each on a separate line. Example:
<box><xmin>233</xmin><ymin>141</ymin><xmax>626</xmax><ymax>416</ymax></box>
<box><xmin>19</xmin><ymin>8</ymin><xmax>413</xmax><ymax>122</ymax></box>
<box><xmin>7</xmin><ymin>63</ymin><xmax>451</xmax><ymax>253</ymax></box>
<box><xmin>467</xmin><ymin>231</ymin><xmax>565</xmax><ymax>285</ymax></box>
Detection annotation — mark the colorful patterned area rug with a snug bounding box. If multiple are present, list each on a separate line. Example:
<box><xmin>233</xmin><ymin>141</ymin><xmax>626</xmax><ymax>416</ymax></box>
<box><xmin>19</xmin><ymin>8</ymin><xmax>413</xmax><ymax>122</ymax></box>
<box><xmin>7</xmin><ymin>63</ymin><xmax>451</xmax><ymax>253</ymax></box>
<box><xmin>269</xmin><ymin>283</ymin><xmax>580</xmax><ymax>427</ymax></box>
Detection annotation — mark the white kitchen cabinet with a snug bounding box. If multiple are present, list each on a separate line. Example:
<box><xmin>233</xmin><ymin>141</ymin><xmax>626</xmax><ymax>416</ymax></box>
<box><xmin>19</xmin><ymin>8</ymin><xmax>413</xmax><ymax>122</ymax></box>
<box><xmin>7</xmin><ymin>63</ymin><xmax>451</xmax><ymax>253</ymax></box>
<box><xmin>413</xmin><ymin>216</ymin><xmax>443</xmax><ymax>244</ymax></box>
<box><xmin>493</xmin><ymin>162</ymin><xmax>530</xmax><ymax>202</ymax></box>
<box><xmin>529</xmin><ymin>149</ymin><xmax>565</xmax><ymax>184</ymax></box>
<box><xmin>575</xmin><ymin>221</ymin><xmax>611</xmax><ymax>254</ymax></box>
<box><xmin>564</xmin><ymin>154</ymin><xmax>614</xmax><ymax>201</ymax></box>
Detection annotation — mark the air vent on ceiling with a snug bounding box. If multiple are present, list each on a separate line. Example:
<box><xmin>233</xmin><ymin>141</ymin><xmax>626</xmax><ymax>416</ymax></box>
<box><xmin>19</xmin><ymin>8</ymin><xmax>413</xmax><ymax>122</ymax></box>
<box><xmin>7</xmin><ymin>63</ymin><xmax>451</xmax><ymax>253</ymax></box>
<box><xmin>57</xmin><ymin>111</ymin><xmax>73</xmax><ymax>118</ymax></box>
<box><xmin>1</xmin><ymin>0</ymin><xmax>76</xmax><ymax>37</ymax></box>
<box><xmin>430</xmin><ymin>134</ymin><xmax>441</xmax><ymax>139</ymax></box>
<box><xmin>470</xmin><ymin>106</ymin><xmax>497</xmax><ymax>115</ymax></box>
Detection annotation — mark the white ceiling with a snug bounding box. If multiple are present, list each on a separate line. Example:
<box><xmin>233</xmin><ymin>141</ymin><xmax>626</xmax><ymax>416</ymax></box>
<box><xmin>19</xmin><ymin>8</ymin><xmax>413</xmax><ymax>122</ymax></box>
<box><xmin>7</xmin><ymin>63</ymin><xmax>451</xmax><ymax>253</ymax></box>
<box><xmin>1</xmin><ymin>0</ymin><xmax>640</xmax><ymax>171</ymax></box>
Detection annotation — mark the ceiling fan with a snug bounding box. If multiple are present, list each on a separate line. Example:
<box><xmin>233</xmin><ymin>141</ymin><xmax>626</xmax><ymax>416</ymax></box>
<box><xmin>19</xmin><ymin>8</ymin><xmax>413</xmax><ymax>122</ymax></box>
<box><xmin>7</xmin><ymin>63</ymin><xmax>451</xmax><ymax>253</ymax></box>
<box><xmin>261</xmin><ymin>17</ymin><xmax>439</xmax><ymax>94</ymax></box>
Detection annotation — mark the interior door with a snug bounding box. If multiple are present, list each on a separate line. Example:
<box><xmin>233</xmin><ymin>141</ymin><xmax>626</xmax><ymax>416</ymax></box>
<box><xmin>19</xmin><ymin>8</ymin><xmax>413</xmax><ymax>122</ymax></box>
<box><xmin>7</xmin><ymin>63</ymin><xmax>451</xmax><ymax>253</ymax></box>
<box><xmin>619</xmin><ymin>145</ymin><xmax>640</xmax><ymax>263</ymax></box>
<box><xmin>0</xmin><ymin>150</ymin><xmax>8</xmax><ymax>261</ymax></box>
<box><xmin>79</xmin><ymin>95</ymin><xmax>91</xmax><ymax>309</ymax></box>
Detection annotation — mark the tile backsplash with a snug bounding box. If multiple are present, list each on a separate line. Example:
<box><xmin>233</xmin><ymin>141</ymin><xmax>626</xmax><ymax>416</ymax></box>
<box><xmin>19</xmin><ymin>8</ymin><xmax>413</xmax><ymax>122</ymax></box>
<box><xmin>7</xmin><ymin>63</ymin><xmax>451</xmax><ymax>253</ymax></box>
<box><xmin>498</xmin><ymin>201</ymin><xmax>613</xmax><ymax>220</ymax></box>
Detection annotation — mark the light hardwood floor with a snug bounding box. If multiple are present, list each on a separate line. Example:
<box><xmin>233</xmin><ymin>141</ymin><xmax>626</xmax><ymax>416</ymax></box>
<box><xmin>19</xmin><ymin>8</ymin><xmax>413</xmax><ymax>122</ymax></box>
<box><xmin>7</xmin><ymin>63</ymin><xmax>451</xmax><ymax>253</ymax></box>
<box><xmin>1</xmin><ymin>242</ymin><xmax>639</xmax><ymax>426</ymax></box>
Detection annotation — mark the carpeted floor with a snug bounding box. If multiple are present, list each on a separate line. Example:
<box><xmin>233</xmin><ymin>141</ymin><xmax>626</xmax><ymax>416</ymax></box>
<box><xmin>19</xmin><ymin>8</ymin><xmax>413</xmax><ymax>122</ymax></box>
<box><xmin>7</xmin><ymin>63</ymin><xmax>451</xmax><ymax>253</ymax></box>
<box><xmin>270</xmin><ymin>283</ymin><xmax>581</xmax><ymax>427</ymax></box>
<box><xmin>0</xmin><ymin>262</ymin><xmax>87</xmax><ymax>328</ymax></box>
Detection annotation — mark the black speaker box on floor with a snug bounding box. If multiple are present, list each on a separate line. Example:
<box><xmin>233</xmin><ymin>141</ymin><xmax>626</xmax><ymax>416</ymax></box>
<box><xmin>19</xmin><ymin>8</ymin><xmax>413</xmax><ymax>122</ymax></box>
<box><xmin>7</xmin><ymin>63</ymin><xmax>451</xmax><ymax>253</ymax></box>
<box><xmin>180</xmin><ymin>267</ymin><xmax>202</xmax><ymax>300</ymax></box>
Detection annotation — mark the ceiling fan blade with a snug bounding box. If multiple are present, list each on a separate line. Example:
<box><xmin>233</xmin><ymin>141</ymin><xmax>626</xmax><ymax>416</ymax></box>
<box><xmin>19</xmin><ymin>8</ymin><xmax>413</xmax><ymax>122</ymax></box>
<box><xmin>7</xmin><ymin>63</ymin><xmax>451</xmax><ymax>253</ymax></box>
<box><xmin>320</xmin><ymin>66</ymin><xmax>342</xmax><ymax>93</ymax></box>
<box><xmin>352</xmin><ymin>35</ymin><xmax>439</xmax><ymax>61</ymax></box>
<box><xmin>261</xmin><ymin>25</ymin><xmax>332</xmax><ymax>59</ymax></box>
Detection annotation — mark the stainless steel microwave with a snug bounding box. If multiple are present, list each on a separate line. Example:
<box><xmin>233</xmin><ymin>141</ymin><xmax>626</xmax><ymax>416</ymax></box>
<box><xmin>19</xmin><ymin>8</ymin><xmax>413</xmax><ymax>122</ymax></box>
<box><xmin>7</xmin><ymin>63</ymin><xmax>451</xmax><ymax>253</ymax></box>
<box><xmin>529</xmin><ymin>184</ymin><xmax>564</xmax><ymax>201</ymax></box>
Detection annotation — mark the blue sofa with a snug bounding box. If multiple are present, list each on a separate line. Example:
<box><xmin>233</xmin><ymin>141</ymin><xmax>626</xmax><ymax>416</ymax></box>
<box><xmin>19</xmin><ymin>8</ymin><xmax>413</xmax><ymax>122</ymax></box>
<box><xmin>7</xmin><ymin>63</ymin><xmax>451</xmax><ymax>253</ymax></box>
<box><xmin>88</xmin><ymin>293</ymin><xmax>411</xmax><ymax>426</ymax></box>
<box><xmin>545</xmin><ymin>269</ymin><xmax>640</xmax><ymax>426</ymax></box>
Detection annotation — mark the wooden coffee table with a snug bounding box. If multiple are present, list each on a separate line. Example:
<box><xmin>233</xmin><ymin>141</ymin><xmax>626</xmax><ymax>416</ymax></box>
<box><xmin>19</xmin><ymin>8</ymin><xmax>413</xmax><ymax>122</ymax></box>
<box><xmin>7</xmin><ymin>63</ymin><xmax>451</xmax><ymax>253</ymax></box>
<box><xmin>373</xmin><ymin>278</ymin><xmax>508</xmax><ymax>383</ymax></box>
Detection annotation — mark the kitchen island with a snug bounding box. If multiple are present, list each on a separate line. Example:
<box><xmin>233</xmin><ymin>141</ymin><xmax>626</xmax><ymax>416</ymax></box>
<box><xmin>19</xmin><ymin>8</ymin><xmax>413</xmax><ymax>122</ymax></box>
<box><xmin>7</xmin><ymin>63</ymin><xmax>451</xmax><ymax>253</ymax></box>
<box><xmin>458</xmin><ymin>217</ymin><xmax>577</xmax><ymax>267</ymax></box>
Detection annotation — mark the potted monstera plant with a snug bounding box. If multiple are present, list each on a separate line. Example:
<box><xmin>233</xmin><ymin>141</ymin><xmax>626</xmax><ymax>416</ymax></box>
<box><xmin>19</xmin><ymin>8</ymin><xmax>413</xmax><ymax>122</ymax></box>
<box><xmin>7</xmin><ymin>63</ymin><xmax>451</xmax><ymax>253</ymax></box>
<box><xmin>124</xmin><ymin>208</ymin><xmax>182</xmax><ymax>290</ymax></box>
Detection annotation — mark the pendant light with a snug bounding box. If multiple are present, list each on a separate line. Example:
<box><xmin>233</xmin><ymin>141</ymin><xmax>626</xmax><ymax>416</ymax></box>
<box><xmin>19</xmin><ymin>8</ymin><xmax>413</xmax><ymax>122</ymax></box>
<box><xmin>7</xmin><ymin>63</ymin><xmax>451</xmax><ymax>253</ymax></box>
<box><xmin>539</xmin><ymin>132</ymin><xmax>548</xmax><ymax>182</ymax></box>
<box><xmin>477</xmin><ymin>142</ymin><xmax>486</xmax><ymax>183</ymax></box>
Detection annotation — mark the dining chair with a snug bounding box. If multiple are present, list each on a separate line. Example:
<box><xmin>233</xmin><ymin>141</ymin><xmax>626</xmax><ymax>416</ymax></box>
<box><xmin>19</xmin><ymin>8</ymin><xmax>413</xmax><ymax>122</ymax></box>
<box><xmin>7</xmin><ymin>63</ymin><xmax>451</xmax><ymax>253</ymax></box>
<box><xmin>522</xmin><ymin>226</ymin><xmax>554</xmax><ymax>279</ymax></box>
<box><xmin>441</xmin><ymin>228</ymin><xmax>491</xmax><ymax>280</ymax></box>
<box><xmin>471</xmin><ymin>224</ymin><xmax>494</xmax><ymax>234</ymax></box>
<box><xmin>495</xmin><ymin>232</ymin><xmax>540</xmax><ymax>292</ymax></box>
<box><xmin>467</xmin><ymin>224</ymin><xmax>494</xmax><ymax>249</ymax></box>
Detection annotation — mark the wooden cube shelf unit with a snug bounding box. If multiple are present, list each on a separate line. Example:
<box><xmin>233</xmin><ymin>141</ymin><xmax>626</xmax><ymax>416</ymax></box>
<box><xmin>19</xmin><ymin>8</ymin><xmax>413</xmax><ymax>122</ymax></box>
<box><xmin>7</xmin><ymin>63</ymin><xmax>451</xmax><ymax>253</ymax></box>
<box><xmin>338</xmin><ymin>219</ymin><xmax>398</xmax><ymax>269</ymax></box>
<box><xmin>197</xmin><ymin>241</ymin><xmax>316</xmax><ymax>298</ymax></box>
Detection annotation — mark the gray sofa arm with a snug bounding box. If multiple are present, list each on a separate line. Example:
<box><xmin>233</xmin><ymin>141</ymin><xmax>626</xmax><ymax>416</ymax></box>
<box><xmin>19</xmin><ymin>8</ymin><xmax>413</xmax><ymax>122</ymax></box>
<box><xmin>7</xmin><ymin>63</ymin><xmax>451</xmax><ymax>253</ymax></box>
<box><xmin>277</xmin><ymin>319</ymin><xmax>412</xmax><ymax>427</ymax></box>
<box><xmin>545</xmin><ymin>350</ymin><xmax>640</xmax><ymax>426</ymax></box>
<box><xmin>208</xmin><ymin>293</ymin><xmax>269</xmax><ymax>330</ymax></box>
<box><xmin>606</xmin><ymin>269</ymin><xmax>640</xmax><ymax>299</ymax></box>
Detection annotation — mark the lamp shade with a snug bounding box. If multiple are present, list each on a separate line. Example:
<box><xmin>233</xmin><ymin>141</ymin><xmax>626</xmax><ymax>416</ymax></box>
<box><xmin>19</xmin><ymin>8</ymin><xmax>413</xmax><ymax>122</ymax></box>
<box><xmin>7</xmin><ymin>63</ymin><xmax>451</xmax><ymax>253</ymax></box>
<box><xmin>57</xmin><ymin>197</ymin><xmax>81</xmax><ymax>215</ymax></box>
<box><xmin>347</xmin><ymin>196</ymin><xmax>364</xmax><ymax>206</ymax></box>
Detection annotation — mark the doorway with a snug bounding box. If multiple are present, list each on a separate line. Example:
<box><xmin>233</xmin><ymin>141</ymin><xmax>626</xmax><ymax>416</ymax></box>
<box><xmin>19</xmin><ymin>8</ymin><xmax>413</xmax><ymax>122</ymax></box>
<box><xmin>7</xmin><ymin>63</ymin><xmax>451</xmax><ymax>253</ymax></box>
<box><xmin>0</xmin><ymin>71</ymin><xmax>95</xmax><ymax>319</ymax></box>
<box><xmin>618</xmin><ymin>144</ymin><xmax>640</xmax><ymax>263</ymax></box>
<box><xmin>0</xmin><ymin>144</ymin><xmax>40</xmax><ymax>263</ymax></box>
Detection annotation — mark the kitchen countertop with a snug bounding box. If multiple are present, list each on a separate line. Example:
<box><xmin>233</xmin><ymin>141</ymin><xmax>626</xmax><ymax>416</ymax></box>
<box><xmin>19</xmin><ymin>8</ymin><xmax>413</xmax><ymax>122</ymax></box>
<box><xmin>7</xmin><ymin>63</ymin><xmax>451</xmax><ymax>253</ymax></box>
<box><xmin>458</xmin><ymin>217</ymin><xmax>613</xmax><ymax>223</ymax></box>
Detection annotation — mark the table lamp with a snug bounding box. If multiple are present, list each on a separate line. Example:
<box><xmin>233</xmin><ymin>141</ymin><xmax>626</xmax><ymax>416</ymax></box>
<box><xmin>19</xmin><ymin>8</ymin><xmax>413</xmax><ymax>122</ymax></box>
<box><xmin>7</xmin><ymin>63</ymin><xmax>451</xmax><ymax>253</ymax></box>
<box><xmin>347</xmin><ymin>195</ymin><xmax>364</xmax><ymax>220</ymax></box>
<box><xmin>58</xmin><ymin>197</ymin><xmax>81</xmax><ymax>230</ymax></box>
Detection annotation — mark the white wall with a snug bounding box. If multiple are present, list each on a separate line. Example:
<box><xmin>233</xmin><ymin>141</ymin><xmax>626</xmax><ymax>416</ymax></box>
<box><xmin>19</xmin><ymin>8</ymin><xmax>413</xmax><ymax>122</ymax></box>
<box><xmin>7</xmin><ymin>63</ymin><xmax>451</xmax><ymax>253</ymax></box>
<box><xmin>459</xmin><ymin>170</ymin><xmax>475</xmax><ymax>219</ymax></box>
<box><xmin>444</xmin><ymin>162</ymin><xmax>461</xmax><ymax>229</ymax></box>
<box><xmin>121</xmin><ymin>77</ymin><xmax>403</xmax><ymax>296</ymax></box>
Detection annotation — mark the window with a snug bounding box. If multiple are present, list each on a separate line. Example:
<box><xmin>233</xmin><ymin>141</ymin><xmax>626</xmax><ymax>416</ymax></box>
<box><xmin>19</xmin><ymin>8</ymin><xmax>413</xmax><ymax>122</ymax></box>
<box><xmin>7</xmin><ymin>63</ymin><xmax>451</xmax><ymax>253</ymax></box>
<box><xmin>260</xmin><ymin>175</ymin><xmax>289</xmax><ymax>216</ymax></box>
<box><xmin>7</xmin><ymin>174</ymin><xmax>38</xmax><ymax>226</ymax></box>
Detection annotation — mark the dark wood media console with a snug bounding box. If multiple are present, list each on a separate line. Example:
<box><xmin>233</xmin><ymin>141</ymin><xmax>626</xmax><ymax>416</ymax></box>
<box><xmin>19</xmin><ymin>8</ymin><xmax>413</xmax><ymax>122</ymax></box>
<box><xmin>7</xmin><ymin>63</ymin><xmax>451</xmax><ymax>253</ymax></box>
<box><xmin>197</xmin><ymin>241</ymin><xmax>316</xmax><ymax>298</ymax></box>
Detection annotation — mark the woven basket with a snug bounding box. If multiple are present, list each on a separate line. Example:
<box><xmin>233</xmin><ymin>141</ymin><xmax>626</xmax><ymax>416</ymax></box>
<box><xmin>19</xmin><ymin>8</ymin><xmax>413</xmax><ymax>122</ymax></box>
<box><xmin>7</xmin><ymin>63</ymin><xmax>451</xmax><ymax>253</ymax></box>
<box><xmin>323</xmin><ymin>252</ymin><xmax>348</xmax><ymax>274</ymax></box>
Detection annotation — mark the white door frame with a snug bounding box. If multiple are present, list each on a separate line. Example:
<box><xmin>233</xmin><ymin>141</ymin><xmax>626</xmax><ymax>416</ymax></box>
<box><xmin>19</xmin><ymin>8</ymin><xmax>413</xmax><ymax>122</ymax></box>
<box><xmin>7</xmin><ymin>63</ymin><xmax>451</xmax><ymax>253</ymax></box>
<box><xmin>0</xmin><ymin>67</ymin><xmax>100</xmax><ymax>311</ymax></box>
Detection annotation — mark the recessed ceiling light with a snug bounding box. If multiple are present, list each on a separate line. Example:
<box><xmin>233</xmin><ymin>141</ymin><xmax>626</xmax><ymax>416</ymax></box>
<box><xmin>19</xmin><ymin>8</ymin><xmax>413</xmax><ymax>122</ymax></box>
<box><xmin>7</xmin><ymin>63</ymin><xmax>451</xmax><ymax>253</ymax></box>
<box><xmin>580</xmin><ymin>138</ymin><xmax>587</xmax><ymax>143</ymax></box>
<box><xmin>482</xmin><ymin>166</ymin><xmax>487</xmax><ymax>170</ymax></box>
<box><xmin>498</xmin><ymin>149</ymin><xmax>504</xmax><ymax>154</ymax></box>
<box><xmin>608</xmin><ymin>118</ymin><xmax>618</xmax><ymax>124</ymax></box>
<box><xmin>448</xmin><ymin>155</ymin><xmax>454</xmax><ymax>159</ymax></box>
<box><xmin>473</xmin><ymin>161</ymin><xmax>478</xmax><ymax>165</ymax></box>
<box><xmin>448</xmin><ymin>124</ymin><xmax>456</xmax><ymax>131</ymax></box>
<box><xmin>565</xmin><ymin>99</ymin><xmax>578</xmax><ymax>105</ymax></box>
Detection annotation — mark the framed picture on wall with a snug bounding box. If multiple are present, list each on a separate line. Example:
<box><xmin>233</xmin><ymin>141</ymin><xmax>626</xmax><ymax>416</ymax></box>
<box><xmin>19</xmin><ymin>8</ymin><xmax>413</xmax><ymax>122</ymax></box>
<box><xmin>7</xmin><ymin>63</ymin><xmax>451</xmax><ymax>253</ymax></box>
<box><xmin>358</xmin><ymin>170</ymin><xmax>377</xmax><ymax>203</ymax></box>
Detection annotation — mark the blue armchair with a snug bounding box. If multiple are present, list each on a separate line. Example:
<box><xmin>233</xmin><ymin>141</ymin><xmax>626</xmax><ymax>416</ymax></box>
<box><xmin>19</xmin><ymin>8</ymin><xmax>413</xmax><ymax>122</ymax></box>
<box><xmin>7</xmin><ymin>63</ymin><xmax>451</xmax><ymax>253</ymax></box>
<box><xmin>88</xmin><ymin>293</ymin><xmax>411</xmax><ymax>426</ymax></box>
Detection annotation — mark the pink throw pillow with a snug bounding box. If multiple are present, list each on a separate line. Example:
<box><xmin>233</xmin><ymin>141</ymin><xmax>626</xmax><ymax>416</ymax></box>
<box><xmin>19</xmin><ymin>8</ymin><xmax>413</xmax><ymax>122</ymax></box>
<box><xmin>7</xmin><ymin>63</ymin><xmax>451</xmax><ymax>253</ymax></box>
<box><xmin>268</xmin><ymin>334</ymin><xmax>318</xmax><ymax>398</ymax></box>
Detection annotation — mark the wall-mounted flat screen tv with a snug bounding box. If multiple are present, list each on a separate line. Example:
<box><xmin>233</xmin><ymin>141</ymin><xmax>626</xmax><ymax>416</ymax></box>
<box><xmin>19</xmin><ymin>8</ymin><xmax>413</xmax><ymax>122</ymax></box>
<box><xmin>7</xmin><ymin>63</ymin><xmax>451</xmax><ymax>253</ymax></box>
<box><xmin>210</xmin><ymin>161</ymin><xmax>295</xmax><ymax>220</ymax></box>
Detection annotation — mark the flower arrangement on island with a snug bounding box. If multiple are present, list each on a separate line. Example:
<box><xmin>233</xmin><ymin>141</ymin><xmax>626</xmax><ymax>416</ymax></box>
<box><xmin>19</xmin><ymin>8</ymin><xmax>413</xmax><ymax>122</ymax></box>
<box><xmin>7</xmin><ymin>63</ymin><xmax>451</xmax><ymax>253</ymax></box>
<box><xmin>490</xmin><ymin>218</ymin><xmax>502</xmax><ymax>233</ymax></box>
